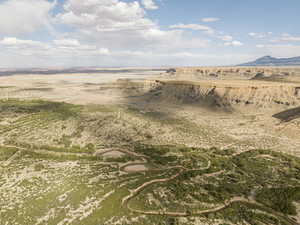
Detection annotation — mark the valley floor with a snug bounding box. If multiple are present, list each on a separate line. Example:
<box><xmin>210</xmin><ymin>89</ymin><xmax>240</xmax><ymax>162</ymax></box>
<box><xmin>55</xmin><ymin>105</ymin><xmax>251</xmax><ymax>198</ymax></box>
<box><xmin>0</xmin><ymin>69</ymin><xmax>300</xmax><ymax>225</ymax></box>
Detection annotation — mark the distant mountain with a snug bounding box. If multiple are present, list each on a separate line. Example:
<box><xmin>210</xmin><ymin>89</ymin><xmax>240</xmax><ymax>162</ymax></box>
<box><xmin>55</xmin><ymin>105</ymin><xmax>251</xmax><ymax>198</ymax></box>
<box><xmin>239</xmin><ymin>55</ymin><xmax>300</xmax><ymax>66</ymax></box>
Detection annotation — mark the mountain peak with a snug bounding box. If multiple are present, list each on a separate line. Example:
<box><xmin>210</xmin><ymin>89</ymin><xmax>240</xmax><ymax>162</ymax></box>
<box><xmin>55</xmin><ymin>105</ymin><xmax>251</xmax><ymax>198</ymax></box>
<box><xmin>258</xmin><ymin>55</ymin><xmax>273</xmax><ymax>60</ymax></box>
<box><xmin>239</xmin><ymin>55</ymin><xmax>300</xmax><ymax>66</ymax></box>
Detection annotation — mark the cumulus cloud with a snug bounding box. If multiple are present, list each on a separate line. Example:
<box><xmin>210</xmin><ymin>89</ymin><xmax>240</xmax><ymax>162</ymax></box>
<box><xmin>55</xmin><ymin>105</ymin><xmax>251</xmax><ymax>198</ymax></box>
<box><xmin>0</xmin><ymin>0</ymin><xmax>55</xmax><ymax>35</ymax></box>
<box><xmin>201</xmin><ymin>17</ymin><xmax>220</xmax><ymax>22</ymax></box>
<box><xmin>0</xmin><ymin>37</ymin><xmax>109</xmax><ymax>58</ymax></box>
<box><xmin>56</xmin><ymin>0</ymin><xmax>154</xmax><ymax>32</ymax></box>
<box><xmin>55</xmin><ymin>0</ymin><xmax>160</xmax><ymax>49</ymax></box>
<box><xmin>55</xmin><ymin>1</ymin><xmax>210</xmax><ymax>51</ymax></box>
<box><xmin>142</xmin><ymin>0</ymin><xmax>158</xmax><ymax>10</ymax></box>
<box><xmin>0</xmin><ymin>0</ymin><xmax>262</xmax><ymax>67</ymax></box>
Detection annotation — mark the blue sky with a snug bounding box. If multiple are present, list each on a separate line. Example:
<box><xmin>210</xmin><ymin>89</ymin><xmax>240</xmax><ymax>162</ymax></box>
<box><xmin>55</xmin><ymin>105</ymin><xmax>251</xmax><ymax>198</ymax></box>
<box><xmin>0</xmin><ymin>0</ymin><xmax>299</xmax><ymax>68</ymax></box>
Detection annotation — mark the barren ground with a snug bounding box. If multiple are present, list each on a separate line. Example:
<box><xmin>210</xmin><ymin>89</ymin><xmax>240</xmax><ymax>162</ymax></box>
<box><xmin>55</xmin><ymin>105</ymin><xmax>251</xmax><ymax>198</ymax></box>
<box><xmin>0</xmin><ymin>67</ymin><xmax>300</xmax><ymax>225</ymax></box>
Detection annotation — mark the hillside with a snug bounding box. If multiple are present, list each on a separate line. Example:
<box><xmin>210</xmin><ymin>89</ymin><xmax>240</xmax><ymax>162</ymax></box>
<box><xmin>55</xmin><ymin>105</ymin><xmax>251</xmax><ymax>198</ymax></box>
<box><xmin>239</xmin><ymin>56</ymin><xmax>300</xmax><ymax>66</ymax></box>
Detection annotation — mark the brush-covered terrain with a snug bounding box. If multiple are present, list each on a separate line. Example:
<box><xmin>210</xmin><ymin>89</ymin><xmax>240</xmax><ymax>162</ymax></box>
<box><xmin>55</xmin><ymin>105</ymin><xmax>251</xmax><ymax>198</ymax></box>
<box><xmin>1</xmin><ymin>99</ymin><xmax>300</xmax><ymax>225</ymax></box>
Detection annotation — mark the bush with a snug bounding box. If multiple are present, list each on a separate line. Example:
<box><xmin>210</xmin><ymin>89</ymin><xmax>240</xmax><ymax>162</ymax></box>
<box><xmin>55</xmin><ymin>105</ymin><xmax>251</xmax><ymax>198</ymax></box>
<box><xmin>34</xmin><ymin>163</ymin><xmax>45</xmax><ymax>171</ymax></box>
<box><xmin>256</xmin><ymin>187</ymin><xmax>300</xmax><ymax>215</ymax></box>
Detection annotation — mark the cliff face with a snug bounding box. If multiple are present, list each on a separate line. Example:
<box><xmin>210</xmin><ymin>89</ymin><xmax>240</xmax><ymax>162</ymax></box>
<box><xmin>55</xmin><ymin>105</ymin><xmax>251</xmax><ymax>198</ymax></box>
<box><xmin>124</xmin><ymin>79</ymin><xmax>300</xmax><ymax>111</ymax></box>
<box><xmin>166</xmin><ymin>67</ymin><xmax>300</xmax><ymax>79</ymax></box>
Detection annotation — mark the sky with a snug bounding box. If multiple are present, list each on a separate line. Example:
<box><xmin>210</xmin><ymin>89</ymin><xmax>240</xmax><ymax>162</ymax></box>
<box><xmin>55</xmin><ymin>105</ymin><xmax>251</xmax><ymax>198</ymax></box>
<box><xmin>0</xmin><ymin>0</ymin><xmax>299</xmax><ymax>68</ymax></box>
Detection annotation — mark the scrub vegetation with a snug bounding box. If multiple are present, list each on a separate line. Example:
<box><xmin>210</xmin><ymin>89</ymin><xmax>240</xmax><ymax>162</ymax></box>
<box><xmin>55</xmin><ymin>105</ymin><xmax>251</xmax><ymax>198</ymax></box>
<box><xmin>0</xmin><ymin>99</ymin><xmax>300</xmax><ymax>225</ymax></box>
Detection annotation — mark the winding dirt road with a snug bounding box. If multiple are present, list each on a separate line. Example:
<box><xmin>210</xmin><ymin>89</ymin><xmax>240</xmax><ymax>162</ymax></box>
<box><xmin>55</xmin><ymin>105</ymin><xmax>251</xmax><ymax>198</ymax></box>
<box><xmin>2</xmin><ymin>145</ymin><xmax>298</xmax><ymax>224</ymax></box>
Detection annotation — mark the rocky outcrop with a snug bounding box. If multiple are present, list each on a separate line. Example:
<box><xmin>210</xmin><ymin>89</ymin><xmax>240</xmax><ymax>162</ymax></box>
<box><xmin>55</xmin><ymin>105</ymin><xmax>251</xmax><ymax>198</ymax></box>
<box><xmin>116</xmin><ymin>79</ymin><xmax>161</xmax><ymax>95</ymax></box>
<box><xmin>121</xmin><ymin>79</ymin><xmax>300</xmax><ymax>111</ymax></box>
<box><xmin>164</xmin><ymin>67</ymin><xmax>300</xmax><ymax>80</ymax></box>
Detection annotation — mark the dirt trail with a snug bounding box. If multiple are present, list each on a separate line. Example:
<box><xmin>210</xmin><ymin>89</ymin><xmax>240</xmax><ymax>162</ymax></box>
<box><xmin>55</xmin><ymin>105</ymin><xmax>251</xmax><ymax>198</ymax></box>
<box><xmin>125</xmin><ymin>178</ymin><xmax>297</xmax><ymax>225</ymax></box>
<box><xmin>122</xmin><ymin>166</ymin><xmax>185</xmax><ymax>205</ymax></box>
<box><xmin>1</xmin><ymin>146</ymin><xmax>298</xmax><ymax>224</ymax></box>
<box><xmin>120</xmin><ymin>150</ymin><xmax>298</xmax><ymax>225</ymax></box>
<box><xmin>121</xmin><ymin>155</ymin><xmax>212</xmax><ymax>210</ymax></box>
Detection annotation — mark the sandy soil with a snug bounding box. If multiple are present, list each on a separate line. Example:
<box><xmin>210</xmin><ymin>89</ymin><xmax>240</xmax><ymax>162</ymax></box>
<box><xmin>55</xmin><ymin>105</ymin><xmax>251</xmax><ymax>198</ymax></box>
<box><xmin>0</xmin><ymin>71</ymin><xmax>161</xmax><ymax>104</ymax></box>
<box><xmin>1</xmin><ymin>68</ymin><xmax>300</xmax><ymax>156</ymax></box>
<box><xmin>123</xmin><ymin>164</ymin><xmax>148</xmax><ymax>172</ymax></box>
<box><xmin>1</xmin><ymin>67</ymin><xmax>300</xmax><ymax>225</ymax></box>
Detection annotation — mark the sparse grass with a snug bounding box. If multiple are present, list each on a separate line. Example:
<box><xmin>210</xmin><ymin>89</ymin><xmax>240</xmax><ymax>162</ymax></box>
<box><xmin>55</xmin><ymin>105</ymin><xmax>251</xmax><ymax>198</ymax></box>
<box><xmin>19</xmin><ymin>149</ymin><xmax>98</xmax><ymax>161</ymax></box>
<box><xmin>1</xmin><ymin>99</ymin><xmax>300</xmax><ymax>225</ymax></box>
<box><xmin>0</xmin><ymin>99</ymin><xmax>81</xmax><ymax>120</ymax></box>
<box><xmin>0</xmin><ymin>86</ymin><xmax>15</xmax><ymax>89</ymax></box>
<box><xmin>125</xmin><ymin>106</ymin><xmax>212</xmax><ymax>139</ymax></box>
<box><xmin>0</xmin><ymin>146</ymin><xmax>18</xmax><ymax>160</ymax></box>
<box><xmin>6</xmin><ymin>140</ymin><xmax>96</xmax><ymax>154</ymax></box>
<box><xmin>18</xmin><ymin>88</ymin><xmax>54</xmax><ymax>92</ymax></box>
<box><xmin>34</xmin><ymin>163</ymin><xmax>45</xmax><ymax>171</ymax></box>
<box><xmin>127</xmin><ymin>145</ymin><xmax>300</xmax><ymax>224</ymax></box>
<box><xmin>256</xmin><ymin>187</ymin><xmax>300</xmax><ymax>215</ymax></box>
<box><xmin>2</xmin><ymin>142</ymin><xmax>300</xmax><ymax>225</ymax></box>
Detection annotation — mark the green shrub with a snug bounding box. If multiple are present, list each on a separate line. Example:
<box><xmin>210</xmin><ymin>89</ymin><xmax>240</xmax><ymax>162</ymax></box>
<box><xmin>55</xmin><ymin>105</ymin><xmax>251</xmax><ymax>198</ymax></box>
<box><xmin>34</xmin><ymin>163</ymin><xmax>45</xmax><ymax>171</ymax></box>
<box><xmin>256</xmin><ymin>187</ymin><xmax>300</xmax><ymax>215</ymax></box>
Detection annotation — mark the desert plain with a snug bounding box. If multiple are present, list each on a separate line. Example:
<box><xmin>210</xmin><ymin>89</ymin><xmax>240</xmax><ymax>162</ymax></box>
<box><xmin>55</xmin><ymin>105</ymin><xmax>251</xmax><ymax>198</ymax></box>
<box><xmin>1</xmin><ymin>67</ymin><xmax>300</xmax><ymax>225</ymax></box>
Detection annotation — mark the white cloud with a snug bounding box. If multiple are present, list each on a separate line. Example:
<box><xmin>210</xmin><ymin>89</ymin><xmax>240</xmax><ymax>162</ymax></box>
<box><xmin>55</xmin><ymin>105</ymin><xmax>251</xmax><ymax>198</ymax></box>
<box><xmin>248</xmin><ymin>32</ymin><xmax>265</xmax><ymax>38</ymax></box>
<box><xmin>54</xmin><ymin>39</ymin><xmax>80</xmax><ymax>47</ymax></box>
<box><xmin>219</xmin><ymin>35</ymin><xmax>233</xmax><ymax>41</ymax></box>
<box><xmin>142</xmin><ymin>0</ymin><xmax>158</xmax><ymax>10</ymax></box>
<box><xmin>248</xmin><ymin>32</ymin><xmax>272</xmax><ymax>39</ymax></box>
<box><xmin>0</xmin><ymin>37</ymin><xmax>42</xmax><ymax>46</ymax></box>
<box><xmin>55</xmin><ymin>0</ymin><xmax>160</xmax><ymax>49</ymax></box>
<box><xmin>169</xmin><ymin>23</ymin><xmax>215</xmax><ymax>34</ymax></box>
<box><xmin>55</xmin><ymin>1</ymin><xmax>210</xmax><ymax>51</ymax></box>
<box><xmin>231</xmin><ymin>41</ymin><xmax>244</xmax><ymax>46</ymax></box>
<box><xmin>52</xmin><ymin>39</ymin><xmax>101</xmax><ymax>52</ymax></box>
<box><xmin>268</xmin><ymin>33</ymin><xmax>300</xmax><ymax>43</ymax></box>
<box><xmin>98</xmin><ymin>48</ymin><xmax>110</xmax><ymax>55</ymax></box>
<box><xmin>201</xmin><ymin>17</ymin><xmax>220</xmax><ymax>22</ymax></box>
<box><xmin>0</xmin><ymin>0</ymin><xmax>54</xmax><ymax>35</ymax></box>
<box><xmin>279</xmin><ymin>36</ymin><xmax>300</xmax><ymax>41</ymax></box>
<box><xmin>256</xmin><ymin>44</ymin><xmax>265</xmax><ymax>48</ymax></box>
<box><xmin>0</xmin><ymin>44</ymin><xmax>257</xmax><ymax>67</ymax></box>
<box><xmin>255</xmin><ymin>44</ymin><xmax>300</xmax><ymax>58</ymax></box>
<box><xmin>57</xmin><ymin>0</ymin><xmax>153</xmax><ymax>32</ymax></box>
<box><xmin>224</xmin><ymin>40</ymin><xmax>243</xmax><ymax>46</ymax></box>
<box><xmin>0</xmin><ymin>37</ymin><xmax>110</xmax><ymax>58</ymax></box>
<box><xmin>0</xmin><ymin>37</ymin><xmax>216</xmax><ymax>67</ymax></box>
<box><xmin>0</xmin><ymin>0</ymin><xmax>259</xmax><ymax>67</ymax></box>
